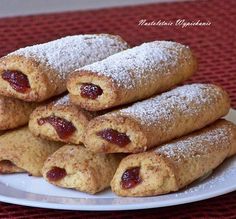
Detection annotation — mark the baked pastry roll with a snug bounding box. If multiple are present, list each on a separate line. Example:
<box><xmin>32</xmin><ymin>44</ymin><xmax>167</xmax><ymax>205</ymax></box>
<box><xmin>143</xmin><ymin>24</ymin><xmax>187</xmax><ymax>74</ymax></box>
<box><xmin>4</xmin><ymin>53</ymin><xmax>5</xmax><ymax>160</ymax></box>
<box><xmin>84</xmin><ymin>84</ymin><xmax>230</xmax><ymax>153</ymax></box>
<box><xmin>42</xmin><ymin>144</ymin><xmax>122</xmax><ymax>194</ymax></box>
<box><xmin>67</xmin><ymin>40</ymin><xmax>197</xmax><ymax>111</ymax></box>
<box><xmin>111</xmin><ymin>119</ymin><xmax>236</xmax><ymax>196</ymax></box>
<box><xmin>29</xmin><ymin>94</ymin><xmax>98</xmax><ymax>144</ymax></box>
<box><xmin>0</xmin><ymin>127</ymin><xmax>62</xmax><ymax>176</ymax></box>
<box><xmin>0</xmin><ymin>34</ymin><xmax>129</xmax><ymax>102</ymax></box>
<box><xmin>0</xmin><ymin>95</ymin><xmax>36</xmax><ymax>130</ymax></box>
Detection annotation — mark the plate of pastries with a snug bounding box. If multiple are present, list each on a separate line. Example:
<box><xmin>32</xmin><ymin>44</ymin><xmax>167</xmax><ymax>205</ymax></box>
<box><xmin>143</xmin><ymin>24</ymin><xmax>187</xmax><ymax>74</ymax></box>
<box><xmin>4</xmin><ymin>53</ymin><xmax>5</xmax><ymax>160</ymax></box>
<box><xmin>0</xmin><ymin>34</ymin><xmax>235</xmax><ymax>210</ymax></box>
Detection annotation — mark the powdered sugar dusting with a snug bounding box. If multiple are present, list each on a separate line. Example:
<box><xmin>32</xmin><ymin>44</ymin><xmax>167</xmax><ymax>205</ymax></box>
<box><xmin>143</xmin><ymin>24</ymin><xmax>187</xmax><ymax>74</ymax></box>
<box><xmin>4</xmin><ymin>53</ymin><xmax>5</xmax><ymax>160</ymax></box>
<box><xmin>11</xmin><ymin>34</ymin><xmax>129</xmax><ymax>80</ymax></box>
<box><xmin>120</xmin><ymin>84</ymin><xmax>224</xmax><ymax>127</ymax></box>
<box><xmin>173</xmin><ymin>157</ymin><xmax>236</xmax><ymax>196</ymax></box>
<box><xmin>81</xmin><ymin>41</ymin><xmax>189</xmax><ymax>89</ymax></box>
<box><xmin>156</xmin><ymin>122</ymin><xmax>230</xmax><ymax>161</ymax></box>
<box><xmin>53</xmin><ymin>94</ymin><xmax>70</xmax><ymax>106</ymax></box>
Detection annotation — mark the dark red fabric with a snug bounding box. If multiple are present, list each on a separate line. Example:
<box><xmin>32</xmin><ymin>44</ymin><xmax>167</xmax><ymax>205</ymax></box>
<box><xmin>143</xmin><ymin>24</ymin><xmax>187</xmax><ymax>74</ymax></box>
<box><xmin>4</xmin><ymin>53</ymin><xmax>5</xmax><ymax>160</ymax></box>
<box><xmin>0</xmin><ymin>0</ymin><xmax>235</xmax><ymax>218</ymax></box>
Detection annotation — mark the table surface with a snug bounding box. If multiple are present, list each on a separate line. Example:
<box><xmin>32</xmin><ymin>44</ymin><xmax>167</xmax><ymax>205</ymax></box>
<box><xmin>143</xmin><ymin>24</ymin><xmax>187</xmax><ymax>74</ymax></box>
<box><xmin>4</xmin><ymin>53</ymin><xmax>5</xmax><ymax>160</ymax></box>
<box><xmin>0</xmin><ymin>0</ymin><xmax>235</xmax><ymax>218</ymax></box>
<box><xmin>0</xmin><ymin>0</ymin><xmax>187</xmax><ymax>18</ymax></box>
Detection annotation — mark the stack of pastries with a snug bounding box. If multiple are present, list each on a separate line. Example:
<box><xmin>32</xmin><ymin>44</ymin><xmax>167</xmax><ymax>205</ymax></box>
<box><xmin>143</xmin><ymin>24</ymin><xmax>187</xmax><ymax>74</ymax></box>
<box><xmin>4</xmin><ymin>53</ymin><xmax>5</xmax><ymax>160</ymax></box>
<box><xmin>0</xmin><ymin>34</ymin><xmax>235</xmax><ymax>197</ymax></box>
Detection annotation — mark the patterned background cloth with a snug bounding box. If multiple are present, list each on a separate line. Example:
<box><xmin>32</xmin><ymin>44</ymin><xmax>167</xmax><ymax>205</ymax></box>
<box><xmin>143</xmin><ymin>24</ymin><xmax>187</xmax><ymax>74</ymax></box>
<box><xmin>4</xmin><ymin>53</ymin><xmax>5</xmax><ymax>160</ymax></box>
<box><xmin>0</xmin><ymin>0</ymin><xmax>235</xmax><ymax>218</ymax></box>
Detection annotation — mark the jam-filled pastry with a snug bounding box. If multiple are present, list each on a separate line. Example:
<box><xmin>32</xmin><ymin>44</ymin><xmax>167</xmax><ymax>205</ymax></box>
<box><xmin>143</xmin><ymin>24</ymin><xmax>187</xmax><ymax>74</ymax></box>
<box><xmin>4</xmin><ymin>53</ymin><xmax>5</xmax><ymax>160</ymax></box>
<box><xmin>84</xmin><ymin>84</ymin><xmax>230</xmax><ymax>153</ymax></box>
<box><xmin>111</xmin><ymin>119</ymin><xmax>236</xmax><ymax>196</ymax></box>
<box><xmin>29</xmin><ymin>94</ymin><xmax>99</xmax><ymax>144</ymax></box>
<box><xmin>0</xmin><ymin>127</ymin><xmax>62</xmax><ymax>176</ymax></box>
<box><xmin>0</xmin><ymin>34</ymin><xmax>129</xmax><ymax>102</ymax></box>
<box><xmin>67</xmin><ymin>41</ymin><xmax>197</xmax><ymax>111</ymax></box>
<box><xmin>42</xmin><ymin>144</ymin><xmax>122</xmax><ymax>194</ymax></box>
<box><xmin>0</xmin><ymin>95</ymin><xmax>36</xmax><ymax>130</ymax></box>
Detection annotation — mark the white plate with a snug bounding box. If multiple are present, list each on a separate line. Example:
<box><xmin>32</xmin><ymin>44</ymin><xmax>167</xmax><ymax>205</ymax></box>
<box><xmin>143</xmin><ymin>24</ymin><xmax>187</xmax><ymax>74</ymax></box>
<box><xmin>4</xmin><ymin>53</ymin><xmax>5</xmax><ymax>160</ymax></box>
<box><xmin>0</xmin><ymin>109</ymin><xmax>235</xmax><ymax>211</ymax></box>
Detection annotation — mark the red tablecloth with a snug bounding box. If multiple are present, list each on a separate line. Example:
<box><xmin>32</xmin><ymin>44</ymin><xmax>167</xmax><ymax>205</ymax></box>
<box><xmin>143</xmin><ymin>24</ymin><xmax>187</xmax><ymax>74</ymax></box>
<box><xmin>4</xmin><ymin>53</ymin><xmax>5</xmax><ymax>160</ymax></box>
<box><xmin>0</xmin><ymin>0</ymin><xmax>235</xmax><ymax>218</ymax></box>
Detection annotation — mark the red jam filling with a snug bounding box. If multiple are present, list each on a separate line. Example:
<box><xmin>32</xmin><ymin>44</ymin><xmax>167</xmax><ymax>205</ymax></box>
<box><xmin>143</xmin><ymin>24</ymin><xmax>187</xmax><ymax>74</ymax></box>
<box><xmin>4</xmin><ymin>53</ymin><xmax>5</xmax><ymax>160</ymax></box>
<box><xmin>80</xmin><ymin>83</ymin><xmax>103</xmax><ymax>99</ymax></box>
<box><xmin>37</xmin><ymin>116</ymin><xmax>76</xmax><ymax>139</ymax></box>
<box><xmin>121</xmin><ymin>167</ymin><xmax>142</xmax><ymax>189</ymax></box>
<box><xmin>97</xmin><ymin>129</ymin><xmax>131</xmax><ymax>147</ymax></box>
<box><xmin>2</xmin><ymin>70</ymin><xmax>30</xmax><ymax>93</ymax></box>
<box><xmin>0</xmin><ymin>160</ymin><xmax>14</xmax><ymax>167</ymax></box>
<box><xmin>0</xmin><ymin>160</ymin><xmax>19</xmax><ymax>174</ymax></box>
<box><xmin>46</xmin><ymin>166</ymin><xmax>67</xmax><ymax>181</ymax></box>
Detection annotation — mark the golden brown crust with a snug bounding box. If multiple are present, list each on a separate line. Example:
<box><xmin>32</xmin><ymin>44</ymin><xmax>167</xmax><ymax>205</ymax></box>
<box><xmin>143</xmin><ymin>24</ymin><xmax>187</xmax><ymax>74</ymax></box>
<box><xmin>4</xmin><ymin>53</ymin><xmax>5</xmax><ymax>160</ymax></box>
<box><xmin>42</xmin><ymin>144</ymin><xmax>123</xmax><ymax>194</ymax></box>
<box><xmin>0</xmin><ymin>127</ymin><xmax>62</xmax><ymax>176</ymax></box>
<box><xmin>84</xmin><ymin>114</ymin><xmax>147</xmax><ymax>153</ymax></box>
<box><xmin>29</xmin><ymin>95</ymin><xmax>99</xmax><ymax>144</ymax></box>
<box><xmin>84</xmin><ymin>84</ymin><xmax>230</xmax><ymax>153</ymax></box>
<box><xmin>0</xmin><ymin>95</ymin><xmax>37</xmax><ymax>130</ymax></box>
<box><xmin>111</xmin><ymin>120</ymin><xmax>236</xmax><ymax>196</ymax></box>
<box><xmin>67</xmin><ymin>41</ymin><xmax>197</xmax><ymax>111</ymax></box>
<box><xmin>0</xmin><ymin>34</ymin><xmax>129</xmax><ymax>102</ymax></box>
<box><xmin>0</xmin><ymin>55</ymin><xmax>60</xmax><ymax>102</ymax></box>
<box><xmin>68</xmin><ymin>72</ymin><xmax>118</xmax><ymax>111</ymax></box>
<box><xmin>0</xmin><ymin>160</ymin><xmax>25</xmax><ymax>174</ymax></box>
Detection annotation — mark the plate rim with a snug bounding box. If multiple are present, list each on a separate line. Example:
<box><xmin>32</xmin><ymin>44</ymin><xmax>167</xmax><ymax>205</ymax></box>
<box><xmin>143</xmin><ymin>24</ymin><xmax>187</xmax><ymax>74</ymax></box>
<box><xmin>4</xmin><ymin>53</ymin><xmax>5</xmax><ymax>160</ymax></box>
<box><xmin>0</xmin><ymin>178</ymin><xmax>235</xmax><ymax>211</ymax></box>
<box><xmin>0</xmin><ymin>108</ymin><xmax>235</xmax><ymax>211</ymax></box>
